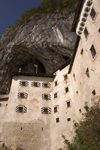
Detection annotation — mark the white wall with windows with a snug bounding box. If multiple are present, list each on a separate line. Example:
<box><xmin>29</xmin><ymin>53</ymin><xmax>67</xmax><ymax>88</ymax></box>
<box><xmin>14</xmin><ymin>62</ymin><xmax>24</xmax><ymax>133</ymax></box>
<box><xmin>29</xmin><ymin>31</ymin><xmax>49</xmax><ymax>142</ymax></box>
<box><xmin>71</xmin><ymin>0</ymin><xmax>100</xmax><ymax>118</ymax></box>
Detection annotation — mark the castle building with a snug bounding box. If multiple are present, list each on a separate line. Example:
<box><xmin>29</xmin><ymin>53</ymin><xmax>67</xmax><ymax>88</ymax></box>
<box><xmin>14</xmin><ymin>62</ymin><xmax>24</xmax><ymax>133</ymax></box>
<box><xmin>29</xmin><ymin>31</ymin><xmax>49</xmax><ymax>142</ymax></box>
<box><xmin>0</xmin><ymin>0</ymin><xmax>100</xmax><ymax>149</ymax></box>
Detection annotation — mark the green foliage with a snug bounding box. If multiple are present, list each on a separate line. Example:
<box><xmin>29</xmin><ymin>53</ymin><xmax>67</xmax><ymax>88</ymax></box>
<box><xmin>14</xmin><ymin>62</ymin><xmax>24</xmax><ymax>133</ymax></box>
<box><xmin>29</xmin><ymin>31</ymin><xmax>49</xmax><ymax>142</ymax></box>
<box><xmin>62</xmin><ymin>103</ymin><xmax>100</xmax><ymax>150</ymax></box>
<box><xmin>7</xmin><ymin>0</ymin><xmax>79</xmax><ymax>34</ymax></box>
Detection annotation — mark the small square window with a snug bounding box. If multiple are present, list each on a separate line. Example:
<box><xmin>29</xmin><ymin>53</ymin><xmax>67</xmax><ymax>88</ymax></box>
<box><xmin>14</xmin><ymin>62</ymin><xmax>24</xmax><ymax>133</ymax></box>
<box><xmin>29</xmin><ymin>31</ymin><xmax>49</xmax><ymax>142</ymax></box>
<box><xmin>55</xmin><ymin>81</ymin><xmax>58</xmax><ymax>86</ymax></box>
<box><xmin>20</xmin><ymin>93</ymin><xmax>24</xmax><ymax>98</ymax></box>
<box><xmin>64</xmin><ymin>75</ymin><xmax>67</xmax><ymax>80</ymax></box>
<box><xmin>90</xmin><ymin>8</ymin><xmax>96</xmax><ymax>20</ymax></box>
<box><xmin>22</xmin><ymin>81</ymin><xmax>26</xmax><ymax>86</ymax></box>
<box><xmin>44</xmin><ymin>94</ymin><xmax>48</xmax><ymax>100</ymax></box>
<box><xmin>65</xmin><ymin>87</ymin><xmax>69</xmax><ymax>93</ymax></box>
<box><xmin>90</xmin><ymin>45</ymin><xmax>96</xmax><ymax>59</ymax></box>
<box><xmin>54</xmin><ymin>107</ymin><xmax>57</xmax><ymax>113</ymax></box>
<box><xmin>79</xmin><ymin>109</ymin><xmax>82</xmax><ymax>113</ymax></box>
<box><xmin>67</xmin><ymin>118</ymin><xmax>71</xmax><ymax>122</ymax></box>
<box><xmin>67</xmin><ymin>101</ymin><xmax>70</xmax><ymax>107</ymax></box>
<box><xmin>19</xmin><ymin>107</ymin><xmax>23</xmax><ymax>112</ymax></box>
<box><xmin>54</xmin><ymin>93</ymin><xmax>57</xmax><ymax>98</ymax></box>
<box><xmin>84</xmin><ymin>27</ymin><xmax>89</xmax><ymax>38</ymax></box>
<box><xmin>56</xmin><ymin>118</ymin><xmax>59</xmax><ymax>123</ymax></box>
<box><xmin>92</xmin><ymin>89</ymin><xmax>96</xmax><ymax>95</ymax></box>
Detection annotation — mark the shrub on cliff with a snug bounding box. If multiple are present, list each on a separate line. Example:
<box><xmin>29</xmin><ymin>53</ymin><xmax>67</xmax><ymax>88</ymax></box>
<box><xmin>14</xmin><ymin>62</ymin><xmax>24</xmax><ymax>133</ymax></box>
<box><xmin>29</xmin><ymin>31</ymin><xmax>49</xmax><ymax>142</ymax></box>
<box><xmin>8</xmin><ymin>0</ymin><xmax>79</xmax><ymax>33</ymax></box>
<box><xmin>62</xmin><ymin>103</ymin><xmax>100</xmax><ymax>150</ymax></box>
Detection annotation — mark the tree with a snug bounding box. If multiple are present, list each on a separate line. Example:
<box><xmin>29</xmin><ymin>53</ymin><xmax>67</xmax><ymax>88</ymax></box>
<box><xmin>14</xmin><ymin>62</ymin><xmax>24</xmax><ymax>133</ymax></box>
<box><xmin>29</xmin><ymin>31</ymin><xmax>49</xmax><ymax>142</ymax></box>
<box><xmin>62</xmin><ymin>103</ymin><xmax>100</xmax><ymax>150</ymax></box>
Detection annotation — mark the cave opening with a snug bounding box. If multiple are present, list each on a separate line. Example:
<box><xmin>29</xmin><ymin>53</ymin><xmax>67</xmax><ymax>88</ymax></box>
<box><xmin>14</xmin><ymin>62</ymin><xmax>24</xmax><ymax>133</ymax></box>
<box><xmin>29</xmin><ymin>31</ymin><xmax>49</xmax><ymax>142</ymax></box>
<box><xmin>8</xmin><ymin>48</ymin><xmax>46</xmax><ymax>74</ymax></box>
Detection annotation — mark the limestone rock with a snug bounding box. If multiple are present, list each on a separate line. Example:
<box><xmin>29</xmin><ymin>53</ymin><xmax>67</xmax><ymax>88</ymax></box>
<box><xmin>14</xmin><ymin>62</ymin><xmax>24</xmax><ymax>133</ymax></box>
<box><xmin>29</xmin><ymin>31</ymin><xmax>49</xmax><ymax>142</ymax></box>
<box><xmin>0</xmin><ymin>12</ymin><xmax>76</xmax><ymax>94</ymax></box>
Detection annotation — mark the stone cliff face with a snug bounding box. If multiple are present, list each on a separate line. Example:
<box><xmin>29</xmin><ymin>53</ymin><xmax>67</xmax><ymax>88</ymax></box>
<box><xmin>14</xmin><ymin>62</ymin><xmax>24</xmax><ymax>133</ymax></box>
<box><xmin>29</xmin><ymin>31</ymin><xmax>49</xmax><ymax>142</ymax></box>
<box><xmin>0</xmin><ymin>12</ymin><xmax>76</xmax><ymax>94</ymax></box>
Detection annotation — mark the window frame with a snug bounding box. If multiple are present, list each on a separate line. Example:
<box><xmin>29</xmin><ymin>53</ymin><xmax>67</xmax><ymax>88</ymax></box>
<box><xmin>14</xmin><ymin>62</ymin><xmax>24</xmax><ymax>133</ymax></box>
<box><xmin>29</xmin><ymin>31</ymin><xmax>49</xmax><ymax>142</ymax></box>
<box><xmin>42</xmin><ymin>94</ymin><xmax>51</xmax><ymax>100</ymax></box>
<box><xmin>67</xmin><ymin>118</ymin><xmax>71</xmax><ymax>122</ymax></box>
<box><xmin>54</xmin><ymin>93</ymin><xmax>58</xmax><ymax>98</ymax></box>
<box><xmin>84</xmin><ymin>27</ymin><xmax>89</xmax><ymax>39</ymax></box>
<box><xmin>18</xmin><ymin>92</ymin><xmax>28</xmax><ymax>99</ymax></box>
<box><xmin>56</xmin><ymin>118</ymin><xmax>59</xmax><ymax>123</ymax></box>
<box><xmin>67</xmin><ymin>101</ymin><xmax>71</xmax><ymax>108</ymax></box>
<box><xmin>41</xmin><ymin>107</ymin><xmax>51</xmax><ymax>114</ymax></box>
<box><xmin>19</xmin><ymin>81</ymin><xmax>28</xmax><ymax>87</ymax></box>
<box><xmin>55</xmin><ymin>81</ymin><xmax>58</xmax><ymax>86</ymax></box>
<box><xmin>16</xmin><ymin>106</ymin><xmax>27</xmax><ymax>113</ymax></box>
<box><xmin>54</xmin><ymin>105</ymin><xmax>59</xmax><ymax>113</ymax></box>
<box><xmin>65</xmin><ymin>87</ymin><xmax>69</xmax><ymax>93</ymax></box>
<box><xmin>64</xmin><ymin>74</ymin><xmax>68</xmax><ymax>80</ymax></box>
<box><xmin>90</xmin><ymin>44</ymin><xmax>97</xmax><ymax>60</ymax></box>
<box><xmin>90</xmin><ymin>7</ymin><xmax>97</xmax><ymax>20</ymax></box>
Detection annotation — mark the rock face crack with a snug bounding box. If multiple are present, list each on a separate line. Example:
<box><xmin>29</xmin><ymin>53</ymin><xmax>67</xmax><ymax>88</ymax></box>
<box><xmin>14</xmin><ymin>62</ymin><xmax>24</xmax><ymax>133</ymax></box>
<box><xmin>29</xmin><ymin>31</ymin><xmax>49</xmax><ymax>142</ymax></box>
<box><xmin>0</xmin><ymin>12</ymin><xmax>76</xmax><ymax>94</ymax></box>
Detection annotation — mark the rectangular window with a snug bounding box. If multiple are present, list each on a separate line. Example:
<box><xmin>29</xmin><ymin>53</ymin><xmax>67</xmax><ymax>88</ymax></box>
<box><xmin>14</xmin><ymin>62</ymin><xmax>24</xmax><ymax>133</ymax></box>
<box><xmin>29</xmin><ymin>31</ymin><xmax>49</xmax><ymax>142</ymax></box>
<box><xmin>41</xmin><ymin>107</ymin><xmax>51</xmax><ymax>114</ymax></box>
<box><xmin>18</xmin><ymin>92</ymin><xmax>28</xmax><ymax>99</ymax></box>
<box><xmin>90</xmin><ymin>45</ymin><xmax>96</xmax><ymax>59</ymax></box>
<box><xmin>54</xmin><ymin>107</ymin><xmax>57</xmax><ymax>113</ymax></box>
<box><xmin>42</xmin><ymin>83</ymin><xmax>50</xmax><ymax>88</ymax></box>
<box><xmin>67</xmin><ymin>101</ymin><xmax>70</xmax><ymax>107</ymax></box>
<box><xmin>67</xmin><ymin>118</ymin><xmax>71</xmax><ymax>122</ymax></box>
<box><xmin>64</xmin><ymin>75</ymin><xmax>67</xmax><ymax>80</ymax></box>
<box><xmin>16</xmin><ymin>106</ymin><xmax>27</xmax><ymax>113</ymax></box>
<box><xmin>31</xmin><ymin>82</ymin><xmax>40</xmax><ymax>87</ymax></box>
<box><xmin>20</xmin><ymin>93</ymin><xmax>24</xmax><ymax>98</ymax></box>
<box><xmin>42</xmin><ymin>94</ymin><xmax>51</xmax><ymax>100</ymax></box>
<box><xmin>19</xmin><ymin>81</ymin><xmax>28</xmax><ymax>87</ymax></box>
<box><xmin>80</xmin><ymin>49</ymin><xmax>84</xmax><ymax>55</ymax></box>
<box><xmin>56</xmin><ymin>118</ymin><xmax>59</xmax><ymax>123</ymax></box>
<box><xmin>65</xmin><ymin>87</ymin><xmax>69</xmax><ymax>93</ymax></box>
<box><xmin>19</xmin><ymin>107</ymin><xmax>23</xmax><ymax>112</ymax></box>
<box><xmin>54</xmin><ymin>93</ymin><xmax>57</xmax><ymax>98</ymax></box>
<box><xmin>55</xmin><ymin>81</ymin><xmax>58</xmax><ymax>86</ymax></box>
<box><xmin>90</xmin><ymin>8</ymin><xmax>96</xmax><ymax>20</ymax></box>
<box><xmin>84</xmin><ymin>27</ymin><xmax>89</xmax><ymax>38</ymax></box>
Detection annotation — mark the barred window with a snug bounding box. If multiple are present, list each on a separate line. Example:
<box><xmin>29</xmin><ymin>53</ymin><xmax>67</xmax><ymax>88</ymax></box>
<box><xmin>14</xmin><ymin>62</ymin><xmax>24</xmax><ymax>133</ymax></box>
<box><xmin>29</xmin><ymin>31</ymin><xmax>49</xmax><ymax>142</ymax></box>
<box><xmin>42</xmin><ymin>94</ymin><xmax>51</xmax><ymax>100</ymax></box>
<box><xmin>41</xmin><ymin>107</ymin><xmax>51</xmax><ymax>114</ymax></box>
<box><xmin>19</xmin><ymin>81</ymin><xmax>29</xmax><ymax>87</ymax></box>
<box><xmin>90</xmin><ymin>8</ymin><xmax>96</xmax><ymax>20</ymax></box>
<box><xmin>17</xmin><ymin>92</ymin><xmax>28</xmax><ymax>99</ymax></box>
<box><xmin>42</xmin><ymin>82</ymin><xmax>51</xmax><ymax>88</ymax></box>
<box><xmin>90</xmin><ymin>45</ymin><xmax>96</xmax><ymax>59</ymax></box>
<box><xmin>31</xmin><ymin>82</ymin><xmax>40</xmax><ymax>87</ymax></box>
<box><xmin>16</xmin><ymin>106</ymin><xmax>27</xmax><ymax>113</ymax></box>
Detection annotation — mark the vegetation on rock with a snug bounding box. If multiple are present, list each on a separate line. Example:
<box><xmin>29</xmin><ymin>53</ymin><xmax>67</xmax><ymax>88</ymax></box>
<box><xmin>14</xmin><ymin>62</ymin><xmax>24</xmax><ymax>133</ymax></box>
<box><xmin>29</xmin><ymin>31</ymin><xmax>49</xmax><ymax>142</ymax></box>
<box><xmin>8</xmin><ymin>0</ymin><xmax>79</xmax><ymax>34</ymax></box>
<box><xmin>62</xmin><ymin>103</ymin><xmax>100</xmax><ymax>150</ymax></box>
